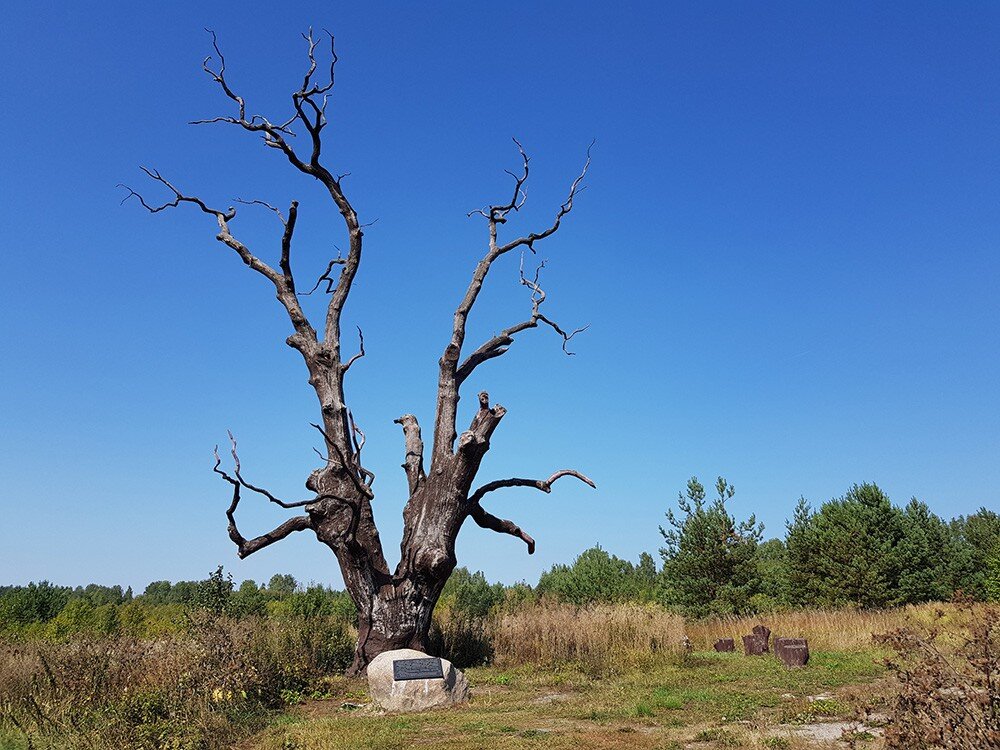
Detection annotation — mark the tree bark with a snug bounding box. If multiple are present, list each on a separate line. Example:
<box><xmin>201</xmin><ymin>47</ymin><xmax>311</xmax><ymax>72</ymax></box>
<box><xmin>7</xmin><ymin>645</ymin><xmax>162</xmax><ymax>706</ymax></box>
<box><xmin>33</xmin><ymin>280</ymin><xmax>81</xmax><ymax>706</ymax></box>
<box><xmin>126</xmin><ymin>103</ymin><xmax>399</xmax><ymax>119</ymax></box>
<box><xmin>123</xmin><ymin>30</ymin><xmax>596</xmax><ymax>675</ymax></box>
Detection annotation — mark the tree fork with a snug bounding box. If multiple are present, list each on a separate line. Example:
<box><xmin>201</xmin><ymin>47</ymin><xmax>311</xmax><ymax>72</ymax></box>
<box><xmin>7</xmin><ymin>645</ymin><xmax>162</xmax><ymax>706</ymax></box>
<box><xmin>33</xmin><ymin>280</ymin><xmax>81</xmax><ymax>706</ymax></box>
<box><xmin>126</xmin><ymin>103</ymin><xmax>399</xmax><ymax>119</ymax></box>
<box><xmin>122</xmin><ymin>29</ymin><xmax>596</xmax><ymax>675</ymax></box>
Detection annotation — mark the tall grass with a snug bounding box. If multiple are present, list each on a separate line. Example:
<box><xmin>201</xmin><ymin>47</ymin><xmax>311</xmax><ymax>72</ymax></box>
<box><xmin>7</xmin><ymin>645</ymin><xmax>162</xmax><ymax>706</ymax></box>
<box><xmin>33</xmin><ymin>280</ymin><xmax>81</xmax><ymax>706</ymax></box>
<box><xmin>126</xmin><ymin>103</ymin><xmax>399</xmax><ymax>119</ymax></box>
<box><xmin>487</xmin><ymin>601</ymin><xmax>686</xmax><ymax>673</ymax></box>
<box><xmin>685</xmin><ymin>603</ymin><xmax>949</xmax><ymax>652</ymax></box>
<box><xmin>0</xmin><ymin>614</ymin><xmax>355</xmax><ymax>750</ymax></box>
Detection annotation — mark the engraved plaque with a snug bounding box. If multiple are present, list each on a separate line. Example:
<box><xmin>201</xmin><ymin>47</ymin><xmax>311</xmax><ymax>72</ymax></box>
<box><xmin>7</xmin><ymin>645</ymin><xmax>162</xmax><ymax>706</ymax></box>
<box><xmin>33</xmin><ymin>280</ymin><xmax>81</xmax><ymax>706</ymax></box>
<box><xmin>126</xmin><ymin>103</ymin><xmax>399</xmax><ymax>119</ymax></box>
<box><xmin>393</xmin><ymin>656</ymin><xmax>444</xmax><ymax>681</ymax></box>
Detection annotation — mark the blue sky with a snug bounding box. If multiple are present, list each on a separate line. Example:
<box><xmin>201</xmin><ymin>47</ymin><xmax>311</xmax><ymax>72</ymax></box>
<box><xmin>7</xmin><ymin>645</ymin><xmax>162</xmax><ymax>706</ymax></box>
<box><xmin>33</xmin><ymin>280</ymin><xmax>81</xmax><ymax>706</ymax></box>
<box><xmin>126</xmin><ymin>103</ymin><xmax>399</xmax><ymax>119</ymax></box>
<box><xmin>1</xmin><ymin>2</ymin><xmax>997</xmax><ymax>591</ymax></box>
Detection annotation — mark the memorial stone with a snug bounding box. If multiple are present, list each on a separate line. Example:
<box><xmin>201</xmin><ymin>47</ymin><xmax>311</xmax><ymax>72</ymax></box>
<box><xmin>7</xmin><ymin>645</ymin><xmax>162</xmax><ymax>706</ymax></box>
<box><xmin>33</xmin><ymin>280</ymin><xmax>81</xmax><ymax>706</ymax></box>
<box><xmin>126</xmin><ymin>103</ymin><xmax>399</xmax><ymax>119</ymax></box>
<box><xmin>367</xmin><ymin>648</ymin><xmax>469</xmax><ymax>712</ymax></box>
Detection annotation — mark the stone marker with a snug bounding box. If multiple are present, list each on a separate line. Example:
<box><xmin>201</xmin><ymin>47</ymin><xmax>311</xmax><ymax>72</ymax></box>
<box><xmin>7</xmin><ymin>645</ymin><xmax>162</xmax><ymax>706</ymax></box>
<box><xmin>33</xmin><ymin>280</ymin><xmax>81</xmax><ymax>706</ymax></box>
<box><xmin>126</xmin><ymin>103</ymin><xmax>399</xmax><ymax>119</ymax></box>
<box><xmin>752</xmin><ymin>624</ymin><xmax>771</xmax><ymax>652</ymax></box>
<box><xmin>780</xmin><ymin>644</ymin><xmax>809</xmax><ymax>668</ymax></box>
<box><xmin>774</xmin><ymin>638</ymin><xmax>809</xmax><ymax>668</ymax></box>
<box><xmin>367</xmin><ymin>648</ymin><xmax>469</xmax><ymax>713</ymax></box>
<box><xmin>773</xmin><ymin>637</ymin><xmax>804</xmax><ymax>660</ymax></box>
<box><xmin>713</xmin><ymin>638</ymin><xmax>735</xmax><ymax>652</ymax></box>
<box><xmin>742</xmin><ymin>634</ymin><xmax>767</xmax><ymax>655</ymax></box>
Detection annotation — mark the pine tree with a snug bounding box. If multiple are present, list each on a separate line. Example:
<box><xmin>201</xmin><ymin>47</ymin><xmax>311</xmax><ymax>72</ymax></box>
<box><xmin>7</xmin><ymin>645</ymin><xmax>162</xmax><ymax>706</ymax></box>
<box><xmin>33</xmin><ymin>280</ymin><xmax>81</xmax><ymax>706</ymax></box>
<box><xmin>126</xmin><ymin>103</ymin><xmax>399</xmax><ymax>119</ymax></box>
<box><xmin>659</xmin><ymin>477</ymin><xmax>763</xmax><ymax>616</ymax></box>
<box><xmin>754</xmin><ymin>538</ymin><xmax>792</xmax><ymax>610</ymax></box>
<box><xmin>952</xmin><ymin>509</ymin><xmax>1000</xmax><ymax>599</ymax></box>
<box><xmin>896</xmin><ymin>498</ymin><xmax>953</xmax><ymax>604</ymax></box>
<box><xmin>785</xmin><ymin>496</ymin><xmax>817</xmax><ymax>604</ymax></box>
<box><xmin>784</xmin><ymin>483</ymin><xmax>905</xmax><ymax>608</ymax></box>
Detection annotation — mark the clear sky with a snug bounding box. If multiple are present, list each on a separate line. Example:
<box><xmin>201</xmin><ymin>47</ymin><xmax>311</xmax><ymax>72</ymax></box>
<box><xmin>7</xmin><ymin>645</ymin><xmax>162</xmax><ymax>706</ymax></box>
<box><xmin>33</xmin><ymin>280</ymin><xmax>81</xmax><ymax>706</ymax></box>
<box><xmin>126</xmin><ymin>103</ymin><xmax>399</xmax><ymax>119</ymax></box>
<box><xmin>1</xmin><ymin>2</ymin><xmax>997</xmax><ymax>592</ymax></box>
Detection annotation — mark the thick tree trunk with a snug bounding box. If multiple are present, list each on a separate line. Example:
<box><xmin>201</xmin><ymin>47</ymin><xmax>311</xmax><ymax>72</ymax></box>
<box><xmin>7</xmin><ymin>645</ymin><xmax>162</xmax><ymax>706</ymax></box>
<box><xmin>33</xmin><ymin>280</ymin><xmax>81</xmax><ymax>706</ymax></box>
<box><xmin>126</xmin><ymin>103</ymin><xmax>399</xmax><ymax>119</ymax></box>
<box><xmin>349</xmin><ymin>583</ymin><xmax>439</xmax><ymax>674</ymax></box>
<box><xmin>334</xmin><ymin>462</ymin><xmax>470</xmax><ymax>674</ymax></box>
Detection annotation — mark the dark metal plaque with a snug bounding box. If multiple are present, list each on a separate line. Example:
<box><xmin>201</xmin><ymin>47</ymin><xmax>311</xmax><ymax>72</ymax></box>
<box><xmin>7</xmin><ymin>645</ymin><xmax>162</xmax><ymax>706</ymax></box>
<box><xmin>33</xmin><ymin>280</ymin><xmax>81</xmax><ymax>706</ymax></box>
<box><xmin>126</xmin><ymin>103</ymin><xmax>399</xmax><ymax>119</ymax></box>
<box><xmin>393</xmin><ymin>657</ymin><xmax>444</xmax><ymax>681</ymax></box>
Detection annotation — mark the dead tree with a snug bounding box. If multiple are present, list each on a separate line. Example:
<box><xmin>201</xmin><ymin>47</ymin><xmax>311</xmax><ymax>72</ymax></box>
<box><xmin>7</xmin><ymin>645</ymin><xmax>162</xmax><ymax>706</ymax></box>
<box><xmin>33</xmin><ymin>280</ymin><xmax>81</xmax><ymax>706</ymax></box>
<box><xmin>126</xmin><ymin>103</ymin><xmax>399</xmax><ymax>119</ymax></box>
<box><xmin>121</xmin><ymin>30</ymin><xmax>595</xmax><ymax>674</ymax></box>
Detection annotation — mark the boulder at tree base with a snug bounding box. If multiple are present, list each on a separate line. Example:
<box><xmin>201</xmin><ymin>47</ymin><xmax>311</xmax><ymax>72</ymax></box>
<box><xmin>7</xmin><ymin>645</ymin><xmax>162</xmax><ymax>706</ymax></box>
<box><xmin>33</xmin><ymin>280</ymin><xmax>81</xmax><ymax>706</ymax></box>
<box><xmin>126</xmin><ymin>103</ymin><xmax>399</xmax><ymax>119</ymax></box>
<box><xmin>367</xmin><ymin>648</ymin><xmax>470</xmax><ymax>712</ymax></box>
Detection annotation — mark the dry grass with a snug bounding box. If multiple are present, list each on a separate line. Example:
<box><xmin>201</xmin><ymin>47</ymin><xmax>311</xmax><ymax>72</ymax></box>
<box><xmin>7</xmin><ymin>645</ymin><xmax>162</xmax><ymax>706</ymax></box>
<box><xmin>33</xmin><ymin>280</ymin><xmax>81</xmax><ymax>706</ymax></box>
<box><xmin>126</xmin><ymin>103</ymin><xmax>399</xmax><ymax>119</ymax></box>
<box><xmin>685</xmin><ymin>604</ymin><xmax>948</xmax><ymax>652</ymax></box>
<box><xmin>0</xmin><ymin>613</ymin><xmax>355</xmax><ymax>750</ymax></box>
<box><xmin>1</xmin><ymin>632</ymin><xmax>255</xmax><ymax>749</ymax></box>
<box><xmin>488</xmin><ymin>601</ymin><xmax>686</xmax><ymax>673</ymax></box>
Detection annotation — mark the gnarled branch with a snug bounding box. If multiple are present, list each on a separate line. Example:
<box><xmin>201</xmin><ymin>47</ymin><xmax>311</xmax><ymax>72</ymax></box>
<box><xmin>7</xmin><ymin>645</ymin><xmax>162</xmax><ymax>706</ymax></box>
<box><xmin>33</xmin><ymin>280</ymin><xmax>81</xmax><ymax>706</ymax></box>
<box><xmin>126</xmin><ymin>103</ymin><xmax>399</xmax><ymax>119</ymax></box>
<box><xmin>455</xmin><ymin>256</ymin><xmax>587</xmax><ymax>385</ymax></box>
<box><xmin>299</xmin><ymin>256</ymin><xmax>347</xmax><ymax>296</ymax></box>
<box><xmin>120</xmin><ymin>169</ymin><xmax>317</xmax><ymax>356</ymax></box>
<box><xmin>468</xmin><ymin>469</ymin><xmax>596</xmax><ymax>506</ymax></box>
<box><xmin>120</xmin><ymin>167</ymin><xmax>236</xmax><ymax>222</ymax></box>
<box><xmin>234</xmin><ymin>197</ymin><xmax>286</xmax><ymax>223</ymax></box>
<box><xmin>213</xmin><ymin>445</ymin><xmax>312</xmax><ymax>559</ymax></box>
<box><xmin>496</xmin><ymin>141</ymin><xmax>592</xmax><ymax>255</ymax></box>
<box><xmin>190</xmin><ymin>28</ymin><xmax>363</xmax><ymax>357</ymax></box>
<box><xmin>347</xmin><ymin>411</ymin><xmax>374</xmax><ymax>487</ymax></box>
<box><xmin>432</xmin><ymin>141</ymin><xmax>593</xmax><ymax>458</ymax></box>
<box><xmin>468</xmin><ymin>503</ymin><xmax>536</xmax><ymax>554</ymax></box>
<box><xmin>233</xmin><ymin>197</ymin><xmax>300</xmax><ymax>292</ymax></box>
<box><xmin>223</xmin><ymin>431</ymin><xmax>318</xmax><ymax>509</ymax></box>
<box><xmin>343</xmin><ymin>326</ymin><xmax>365</xmax><ymax>372</ymax></box>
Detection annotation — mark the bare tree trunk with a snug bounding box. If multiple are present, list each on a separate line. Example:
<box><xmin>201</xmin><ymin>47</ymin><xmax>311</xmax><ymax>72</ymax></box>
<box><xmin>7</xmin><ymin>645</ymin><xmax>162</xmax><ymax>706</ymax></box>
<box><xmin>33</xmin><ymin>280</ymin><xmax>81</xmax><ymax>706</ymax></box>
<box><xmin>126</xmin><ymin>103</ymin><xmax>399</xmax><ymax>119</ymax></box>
<box><xmin>122</xmin><ymin>29</ymin><xmax>596</xmax><ymax>675</ymax></box>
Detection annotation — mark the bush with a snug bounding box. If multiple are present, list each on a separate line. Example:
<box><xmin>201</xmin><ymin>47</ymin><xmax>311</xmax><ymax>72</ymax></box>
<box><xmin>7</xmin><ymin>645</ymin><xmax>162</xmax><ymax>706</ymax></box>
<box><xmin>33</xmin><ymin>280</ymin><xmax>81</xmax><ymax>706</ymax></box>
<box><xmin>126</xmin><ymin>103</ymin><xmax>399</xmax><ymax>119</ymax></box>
<box><xmin>46</xmin><ymin>599</ymin><xmax>119</xmax><ymax>639</ymax></box>
<box><xmin>429</xmin><ymin>605</ymin><xmax>494</xmax><ymax>668</ymax></box>
<box><xmin>874</xmin><ymin>599</ymin><xmax>1000</xmax><ymax>749</ymax></box>
<box><xmin>428</xmin><ymin>568</ymin><xmax>505</xmax><ymax>667</ymax></box>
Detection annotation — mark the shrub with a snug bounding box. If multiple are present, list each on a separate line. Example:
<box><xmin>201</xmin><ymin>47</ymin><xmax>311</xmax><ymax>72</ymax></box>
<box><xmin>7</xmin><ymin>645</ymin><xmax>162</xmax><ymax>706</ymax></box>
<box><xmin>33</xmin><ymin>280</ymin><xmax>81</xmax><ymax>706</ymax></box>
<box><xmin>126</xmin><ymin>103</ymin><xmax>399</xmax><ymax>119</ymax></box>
<box><xmin>874</xmin><ymin>599</ymin><xmax>1000</xmax><ymax>749</ymax></box>
<box><xmin>428</xmin><ymin>569</ymin><xmax>505</xmax><ymax>667</ymax></box>
<box><xmin>429</xmin><ymin>605</ymin><xmax>494</xmax><ymax>668</ymax></box>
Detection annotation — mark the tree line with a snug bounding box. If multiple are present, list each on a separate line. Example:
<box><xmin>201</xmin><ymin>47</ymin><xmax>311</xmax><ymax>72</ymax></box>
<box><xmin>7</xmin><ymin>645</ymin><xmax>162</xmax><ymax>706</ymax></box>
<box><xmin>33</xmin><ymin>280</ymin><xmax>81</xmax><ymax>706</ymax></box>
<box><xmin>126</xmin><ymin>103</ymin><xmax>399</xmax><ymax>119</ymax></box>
<box><xmin>659</xmin><ymin>477</ymin><xmax>1000</xmax><ymax>616</ymax></box>
<box><xmin>441</xmin><ymin>478</ymin><xmax>999</xmax><ymax>617</ymax></box>
<box><xmin>2</xmin><ymin>478</ymin><xmax>997</xmax><ymax>636</ymax></box>
<box><xmin>0</xmin><ymin>570</ymin><xmax>356</xmax><ymax>639</ymax></box>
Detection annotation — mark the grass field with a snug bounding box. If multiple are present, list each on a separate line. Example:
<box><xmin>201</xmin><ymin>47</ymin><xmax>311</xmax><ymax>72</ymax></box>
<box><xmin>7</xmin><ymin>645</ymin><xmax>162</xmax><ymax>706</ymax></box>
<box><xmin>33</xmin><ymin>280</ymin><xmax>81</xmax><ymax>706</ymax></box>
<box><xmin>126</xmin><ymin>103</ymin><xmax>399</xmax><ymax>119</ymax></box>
<box><xmin>246</xmin><ymin>650</ymin><xmax>887</xmax><ymax>750</ymax></box>
<box><xmin>3</xmin><ymin>603</ymin><xmax>973</xmax><ymax>749</ymax></box>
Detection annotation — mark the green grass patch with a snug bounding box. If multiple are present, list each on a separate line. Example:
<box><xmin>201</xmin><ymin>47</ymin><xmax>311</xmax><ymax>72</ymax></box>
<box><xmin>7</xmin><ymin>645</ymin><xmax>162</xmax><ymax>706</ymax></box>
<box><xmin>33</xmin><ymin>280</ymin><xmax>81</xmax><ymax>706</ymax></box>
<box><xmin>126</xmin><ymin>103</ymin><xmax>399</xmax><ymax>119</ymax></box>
<box><xmin>634</xmin><ymin>703</ymin><xmax>654</xmax><ymax>717</ymax></box>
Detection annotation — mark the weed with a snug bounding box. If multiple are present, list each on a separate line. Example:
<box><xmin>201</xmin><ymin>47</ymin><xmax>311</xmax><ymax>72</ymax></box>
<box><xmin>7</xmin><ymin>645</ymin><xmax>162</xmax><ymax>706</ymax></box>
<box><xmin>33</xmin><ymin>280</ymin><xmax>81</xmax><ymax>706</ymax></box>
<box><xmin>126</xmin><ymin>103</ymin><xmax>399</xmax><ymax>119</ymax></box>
<box><xmin>519</xmin><ymin>728</ymin><xmax>547</xmax><ymax>738</ymax></box>
<box><xmin>692</xmin><ymin>727</ymin><xmax>738</xmax><ymax>744</ymax></box>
